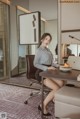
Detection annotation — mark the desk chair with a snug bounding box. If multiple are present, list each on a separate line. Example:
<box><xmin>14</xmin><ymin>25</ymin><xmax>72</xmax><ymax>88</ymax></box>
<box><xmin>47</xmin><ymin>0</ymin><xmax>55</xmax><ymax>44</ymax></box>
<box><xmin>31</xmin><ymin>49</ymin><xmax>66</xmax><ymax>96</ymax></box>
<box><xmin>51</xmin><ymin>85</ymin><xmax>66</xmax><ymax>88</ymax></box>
<box><xmin>26</xmin><ymin>55</ymin><xmax>37</xmax><ymax>79</ymax></box>
<box><xmin>24</xmin><ymin>55</ymin><xmax>41</xmax><ymax>104</ymax></box>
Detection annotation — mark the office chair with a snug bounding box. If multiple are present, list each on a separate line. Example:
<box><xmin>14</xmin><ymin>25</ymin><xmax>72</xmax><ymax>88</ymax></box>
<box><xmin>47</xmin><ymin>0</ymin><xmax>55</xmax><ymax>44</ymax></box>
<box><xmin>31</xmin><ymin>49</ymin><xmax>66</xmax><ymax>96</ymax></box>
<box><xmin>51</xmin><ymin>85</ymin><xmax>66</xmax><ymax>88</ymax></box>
<box><xmin>24</xmin><ymin>55</ymin><xmax>41</xmax><ymax>104</ymax></box>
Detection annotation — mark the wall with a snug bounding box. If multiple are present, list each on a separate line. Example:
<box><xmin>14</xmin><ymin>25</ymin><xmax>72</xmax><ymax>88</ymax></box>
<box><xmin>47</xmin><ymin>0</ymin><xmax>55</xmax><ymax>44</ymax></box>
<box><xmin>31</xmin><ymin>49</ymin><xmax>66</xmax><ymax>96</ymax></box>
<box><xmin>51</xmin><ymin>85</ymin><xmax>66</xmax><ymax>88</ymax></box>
<box><xmin>29</xmin><ymin>0</ymin><xmax>57</xmax><ymax>20</ymax></box>
<box><xmin>12</xmin><ymin>0</ymin><xmax>29</xmax><ymax>9</ymax></box>
<box><xmin>61</xmin><ymin>3</ymin><xmax>80</xmax><ymax>44</ymax></box>
<box><xmin>45</xmin><ymin>20</ymin><xmax>58</xmax><ymax>58</ymax></box>
<box><xmin>61</xmin><ymin>3</ymin><xmax>80</xmax><ymax>30</ymax></box>
<box><xmin>30</xmin><ymin>20</ymin><xmax>45</xmax><ymax>54</ymax></box>
<box><xmin>58</xmin><ymin>1</ymin><xmax>80</xmax><ymax>63</ymax></box>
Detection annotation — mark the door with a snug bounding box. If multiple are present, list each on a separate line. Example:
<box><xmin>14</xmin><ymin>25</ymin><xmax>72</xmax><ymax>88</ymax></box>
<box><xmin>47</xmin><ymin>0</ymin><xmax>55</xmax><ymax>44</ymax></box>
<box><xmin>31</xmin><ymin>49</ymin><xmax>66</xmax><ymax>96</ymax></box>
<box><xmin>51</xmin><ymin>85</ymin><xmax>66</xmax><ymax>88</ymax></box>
<box><xmin>0</xmin><ymin>2</ymin><xmax>10</xmax><ymax>79</ymax></box>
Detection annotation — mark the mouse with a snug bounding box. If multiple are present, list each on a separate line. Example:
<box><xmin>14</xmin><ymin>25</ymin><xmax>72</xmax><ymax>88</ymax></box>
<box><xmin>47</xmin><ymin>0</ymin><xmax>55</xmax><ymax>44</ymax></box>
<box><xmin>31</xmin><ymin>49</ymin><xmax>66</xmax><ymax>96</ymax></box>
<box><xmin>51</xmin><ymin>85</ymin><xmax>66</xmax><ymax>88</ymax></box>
<box><xmin>77</xmin><ymin>74</ymin><xmax>80</xmax><ymax>81</ymax></box>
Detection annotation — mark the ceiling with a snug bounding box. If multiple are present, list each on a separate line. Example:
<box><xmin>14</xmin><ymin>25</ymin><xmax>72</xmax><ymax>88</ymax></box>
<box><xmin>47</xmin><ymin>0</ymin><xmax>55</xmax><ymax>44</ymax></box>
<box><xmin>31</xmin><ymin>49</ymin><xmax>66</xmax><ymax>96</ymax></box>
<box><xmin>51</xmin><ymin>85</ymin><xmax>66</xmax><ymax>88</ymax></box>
<box><xmin>29</xmin><ymin>0</ymin><xmax>58</xmax><ymax>20</ymax></box>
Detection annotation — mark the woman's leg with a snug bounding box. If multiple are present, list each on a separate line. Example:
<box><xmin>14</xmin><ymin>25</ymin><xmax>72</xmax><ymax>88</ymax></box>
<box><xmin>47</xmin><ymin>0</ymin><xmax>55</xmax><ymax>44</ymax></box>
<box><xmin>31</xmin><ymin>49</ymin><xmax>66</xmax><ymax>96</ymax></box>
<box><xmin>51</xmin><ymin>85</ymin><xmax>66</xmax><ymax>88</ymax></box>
<box><xmin>41</xmin><ymin>78</ymin><xmax>60</xmax><ymax>114</ymax></box>
<box><xmin>51</xmin><ymin>79</ymin><xmax>66</xmax><ymax>102</ymax></box>
<box><xmin>52</xmin><ymin>79</ymin><xmax>66</xmax><ymax>88</ymax></box>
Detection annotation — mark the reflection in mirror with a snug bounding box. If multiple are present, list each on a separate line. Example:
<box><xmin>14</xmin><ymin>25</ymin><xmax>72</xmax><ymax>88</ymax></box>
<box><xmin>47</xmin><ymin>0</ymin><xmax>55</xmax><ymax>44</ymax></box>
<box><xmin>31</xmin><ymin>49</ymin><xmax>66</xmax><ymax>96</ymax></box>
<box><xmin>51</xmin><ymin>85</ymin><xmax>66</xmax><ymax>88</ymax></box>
<box><xmin>78</xmin><ymin>45</ymin><xmax>80</xmax><ymax>56</ymax></box>
<box><xmin>68</xmin><ymin>44</ymin><xmax>77</xmax><ymax>56</ymax></box>
<box><xmin>61</xmin><ymin>44</ymin><xmax>80</xmax><ymax>63</ymax></box>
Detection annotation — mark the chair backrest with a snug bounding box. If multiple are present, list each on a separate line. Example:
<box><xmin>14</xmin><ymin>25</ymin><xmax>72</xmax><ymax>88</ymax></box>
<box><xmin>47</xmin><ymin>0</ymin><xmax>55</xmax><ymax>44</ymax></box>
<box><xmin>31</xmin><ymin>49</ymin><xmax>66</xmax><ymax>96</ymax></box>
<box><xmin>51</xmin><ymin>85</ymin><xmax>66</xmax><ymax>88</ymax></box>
<box><xmin>26</xmin><ymin>55</ymin><xmax>37</xmax><ymax>79</ymax></box>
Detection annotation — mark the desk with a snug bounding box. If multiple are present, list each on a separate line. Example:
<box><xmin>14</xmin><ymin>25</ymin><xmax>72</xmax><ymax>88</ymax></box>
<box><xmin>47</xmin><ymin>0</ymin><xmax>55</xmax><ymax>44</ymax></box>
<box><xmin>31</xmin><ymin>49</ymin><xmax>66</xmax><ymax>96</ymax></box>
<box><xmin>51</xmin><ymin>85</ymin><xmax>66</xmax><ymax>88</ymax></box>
<box><xmin>39</xmin><ymin>69</ymin><xmax>80</xmax><ymax>119</ymax></box>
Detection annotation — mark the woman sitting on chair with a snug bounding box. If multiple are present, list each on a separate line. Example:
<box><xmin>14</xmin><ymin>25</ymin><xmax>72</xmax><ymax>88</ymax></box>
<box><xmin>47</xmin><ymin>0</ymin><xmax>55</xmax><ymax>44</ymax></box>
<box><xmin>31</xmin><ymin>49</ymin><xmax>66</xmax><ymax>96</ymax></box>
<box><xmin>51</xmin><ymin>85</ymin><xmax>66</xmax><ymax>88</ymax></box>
<box><xmin>34</xmin><ymin>33</ymin><xmax>64</xmax><ymax>116</ymax></box>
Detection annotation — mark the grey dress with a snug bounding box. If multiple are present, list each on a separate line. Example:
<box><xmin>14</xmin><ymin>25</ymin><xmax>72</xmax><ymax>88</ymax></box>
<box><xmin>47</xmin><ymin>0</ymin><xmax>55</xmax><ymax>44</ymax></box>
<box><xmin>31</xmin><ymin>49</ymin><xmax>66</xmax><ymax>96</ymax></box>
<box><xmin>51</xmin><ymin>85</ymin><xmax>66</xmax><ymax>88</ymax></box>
<box><xmin>33</xmin><ymin>45</ymin><xmax>53</xmax><ymax>82</ymax></box>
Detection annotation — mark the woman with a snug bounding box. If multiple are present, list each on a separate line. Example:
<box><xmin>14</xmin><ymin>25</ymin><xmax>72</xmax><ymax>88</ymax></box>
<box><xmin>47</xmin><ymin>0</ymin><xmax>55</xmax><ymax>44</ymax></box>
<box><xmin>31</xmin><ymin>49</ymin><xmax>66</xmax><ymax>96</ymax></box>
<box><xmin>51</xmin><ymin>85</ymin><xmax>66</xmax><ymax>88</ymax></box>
<box><xmin>34</xmin><ymin>33</ymin><xmax>64</xmax><ymax>116</ymax></box>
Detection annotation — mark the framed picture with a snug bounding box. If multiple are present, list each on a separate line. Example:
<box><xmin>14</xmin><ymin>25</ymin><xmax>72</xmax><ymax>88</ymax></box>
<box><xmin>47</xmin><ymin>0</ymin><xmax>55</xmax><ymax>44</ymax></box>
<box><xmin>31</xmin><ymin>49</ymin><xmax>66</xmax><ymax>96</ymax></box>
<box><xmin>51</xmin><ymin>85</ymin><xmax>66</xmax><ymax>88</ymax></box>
<box><xmin>19</xmin><ymin>11</ymin><xmax>41</xmax><ymax>45</ymax></box>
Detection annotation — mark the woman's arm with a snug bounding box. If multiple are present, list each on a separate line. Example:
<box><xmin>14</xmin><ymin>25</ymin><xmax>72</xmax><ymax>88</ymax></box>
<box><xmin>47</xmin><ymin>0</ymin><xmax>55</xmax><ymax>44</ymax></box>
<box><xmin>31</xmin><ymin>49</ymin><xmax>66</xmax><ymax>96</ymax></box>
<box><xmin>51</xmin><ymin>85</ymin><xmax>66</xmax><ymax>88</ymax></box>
<box><xmin>33</xmin><ymin>50</ymin><xmax>48</xmax><ymax>71</ymax></box>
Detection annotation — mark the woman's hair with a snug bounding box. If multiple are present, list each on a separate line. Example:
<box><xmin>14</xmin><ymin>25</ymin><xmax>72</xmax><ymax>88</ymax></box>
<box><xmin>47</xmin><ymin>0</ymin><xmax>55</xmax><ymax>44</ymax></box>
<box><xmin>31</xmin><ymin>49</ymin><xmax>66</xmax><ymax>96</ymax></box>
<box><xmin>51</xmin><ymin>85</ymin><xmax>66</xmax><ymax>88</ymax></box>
<box><xmin>38</xmin><ymin>33</ymin><xmax>52</xmax><ymax>47</ymax></box>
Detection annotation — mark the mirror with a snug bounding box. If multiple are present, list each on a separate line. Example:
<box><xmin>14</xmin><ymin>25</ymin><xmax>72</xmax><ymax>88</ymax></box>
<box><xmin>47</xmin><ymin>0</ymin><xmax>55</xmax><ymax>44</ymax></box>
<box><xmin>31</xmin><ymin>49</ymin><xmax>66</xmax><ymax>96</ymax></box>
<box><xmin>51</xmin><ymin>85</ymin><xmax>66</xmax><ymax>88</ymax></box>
<box><xmin>61</xmin><ymin>44</ymin><xmax>80</xmax><ymax>58</ymax></box>
<box><xmin>58</xmin><ymin>1</ymin><xmax>80</xmax><ymax>64</ymax></box>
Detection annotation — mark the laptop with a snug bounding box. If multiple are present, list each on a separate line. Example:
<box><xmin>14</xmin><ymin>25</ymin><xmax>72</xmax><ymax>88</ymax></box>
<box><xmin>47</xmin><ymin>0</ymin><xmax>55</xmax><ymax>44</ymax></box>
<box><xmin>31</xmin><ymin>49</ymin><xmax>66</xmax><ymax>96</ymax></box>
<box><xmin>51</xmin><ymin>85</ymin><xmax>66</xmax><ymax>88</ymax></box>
<box><xmin>67</xmin><ymin>56</ymin><xmax>80</xmax><ymax>70</ymax></box>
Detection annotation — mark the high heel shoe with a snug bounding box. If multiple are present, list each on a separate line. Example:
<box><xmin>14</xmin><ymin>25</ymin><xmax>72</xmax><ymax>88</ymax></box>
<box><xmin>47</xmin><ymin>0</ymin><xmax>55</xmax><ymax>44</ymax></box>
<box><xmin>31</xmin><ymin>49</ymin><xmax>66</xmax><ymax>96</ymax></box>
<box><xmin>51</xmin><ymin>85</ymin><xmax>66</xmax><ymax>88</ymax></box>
<box><xmin>38</xmin><ymin>105</ymin><xmax>51</xmax><ymax>116</ymax></box>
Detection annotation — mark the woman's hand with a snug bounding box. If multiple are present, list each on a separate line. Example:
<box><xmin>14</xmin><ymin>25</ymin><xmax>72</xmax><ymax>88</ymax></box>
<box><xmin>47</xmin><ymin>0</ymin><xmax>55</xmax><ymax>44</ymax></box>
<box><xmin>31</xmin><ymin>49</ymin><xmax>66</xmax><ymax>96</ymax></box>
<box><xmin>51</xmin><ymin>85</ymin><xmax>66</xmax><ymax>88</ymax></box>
<box><xmin>48</xmin><ymin>66</ymin><xmax>56</xmax><ymax>71</ymax></box>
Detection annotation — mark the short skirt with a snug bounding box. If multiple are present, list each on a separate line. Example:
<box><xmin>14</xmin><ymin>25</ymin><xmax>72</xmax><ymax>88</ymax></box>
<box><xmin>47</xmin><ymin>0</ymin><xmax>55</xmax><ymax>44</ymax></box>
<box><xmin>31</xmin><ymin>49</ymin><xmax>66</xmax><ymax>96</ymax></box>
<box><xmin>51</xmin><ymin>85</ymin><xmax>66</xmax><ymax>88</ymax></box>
<box><xmin>35</xmin><ymin>64</ymin><xmax>51</xmax><ymax>83</ymax></box>
<box><xmin>35</xmin><ymin>69</ymin><xmax>43</xmax><ymax>83</ymax></box>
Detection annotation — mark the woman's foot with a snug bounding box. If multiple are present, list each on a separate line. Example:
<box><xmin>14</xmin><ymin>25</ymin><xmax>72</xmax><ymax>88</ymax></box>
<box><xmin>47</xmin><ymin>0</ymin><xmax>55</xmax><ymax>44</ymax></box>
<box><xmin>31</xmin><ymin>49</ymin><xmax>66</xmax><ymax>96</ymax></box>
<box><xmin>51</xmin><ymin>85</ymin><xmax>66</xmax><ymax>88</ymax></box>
<box><xmin>38</xmin><ymin>105</ymin><xmax>51</xmax><ymax>116</ymax></box>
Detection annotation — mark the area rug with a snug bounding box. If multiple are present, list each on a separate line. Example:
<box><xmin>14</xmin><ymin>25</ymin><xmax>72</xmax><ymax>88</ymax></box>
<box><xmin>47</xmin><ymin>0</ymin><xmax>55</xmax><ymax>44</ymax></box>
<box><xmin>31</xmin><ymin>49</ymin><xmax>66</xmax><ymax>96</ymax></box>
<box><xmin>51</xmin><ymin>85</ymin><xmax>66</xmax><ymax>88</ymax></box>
<box><xmin>0</xmin><ymin>84</ymin><xmax>55</xmax><ymax>119</ymax></box>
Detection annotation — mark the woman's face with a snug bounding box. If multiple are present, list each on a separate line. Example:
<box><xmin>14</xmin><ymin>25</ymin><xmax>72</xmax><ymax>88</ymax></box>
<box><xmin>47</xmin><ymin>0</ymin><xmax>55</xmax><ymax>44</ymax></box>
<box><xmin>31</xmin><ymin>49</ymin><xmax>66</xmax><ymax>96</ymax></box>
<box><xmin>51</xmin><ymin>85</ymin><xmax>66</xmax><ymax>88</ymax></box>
<box><xmin>42</xmin><ymin>35</ymin><xmax>51</xmax><ymax>47</ymax></box>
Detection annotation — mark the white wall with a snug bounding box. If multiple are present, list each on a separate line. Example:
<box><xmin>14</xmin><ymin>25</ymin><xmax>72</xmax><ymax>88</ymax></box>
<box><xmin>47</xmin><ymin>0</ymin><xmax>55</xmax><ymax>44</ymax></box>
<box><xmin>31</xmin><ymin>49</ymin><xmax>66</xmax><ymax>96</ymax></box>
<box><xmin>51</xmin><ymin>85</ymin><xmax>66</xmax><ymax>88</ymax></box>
<box><xmin>61</xmin><ymin>3</ymin><xmax>80</xmax><ymax>30</ymax></box>
<box><xmin>61</xmin><ymin>2</ymin><xmax>80</xmax><ymax>44</ymax></box>
<box><xmin>12</xmin><ymin>0</ymin><xmax>29</xmax><ymax>9</ymax></box>
<box><xmin>45</xmin><ymin>20</ymin><xmax>58</xmax><ymax>58</ymax></box>
<box><xmin>41</xmin><ymin>20</ymin><xmax>45</xmax><ymax>36</ymax></box>
<box><xmin>29</xmin><ymin>20</ymin><xmax>45</xmax><ymax>55</ymax></box>
<box><xmin>29</xmin><ymin>0</ymin><xmax>57</xmax><ymax>20</ymax></box>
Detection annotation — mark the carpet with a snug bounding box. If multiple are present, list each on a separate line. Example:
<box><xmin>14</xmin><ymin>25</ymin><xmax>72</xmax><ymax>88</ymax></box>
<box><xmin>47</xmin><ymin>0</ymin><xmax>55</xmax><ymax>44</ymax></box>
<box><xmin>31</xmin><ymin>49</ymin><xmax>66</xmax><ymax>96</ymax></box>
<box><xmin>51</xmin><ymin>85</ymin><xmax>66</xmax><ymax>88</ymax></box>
<box><xmin>0</xmin><ymin>84</ymin><xmax>55</xmax><ymax>119</ymax></box>
<box><xmin>0</xmin><ymin>74</ymin><xmax>42</xmax><ymax>90</ymax></box>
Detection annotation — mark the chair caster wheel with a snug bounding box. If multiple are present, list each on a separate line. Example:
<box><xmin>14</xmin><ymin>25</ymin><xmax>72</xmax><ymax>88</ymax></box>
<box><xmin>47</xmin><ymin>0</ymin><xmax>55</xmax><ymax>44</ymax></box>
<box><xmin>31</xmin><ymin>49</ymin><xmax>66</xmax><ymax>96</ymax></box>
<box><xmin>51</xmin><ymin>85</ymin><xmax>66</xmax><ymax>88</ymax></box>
<box><xmin>55</xmin><ymin>117</ymin><xmax>59</xmax><ymax>119</ymax></box>
<box><xmin>24</xmin><ymin>100</ymin><xmax>28</xmax><ymax>104</ymax></box>
<box><xmin>30</xmin><ymin>93</ymin><xmax>33</xmax><ymax>96</ymax></box>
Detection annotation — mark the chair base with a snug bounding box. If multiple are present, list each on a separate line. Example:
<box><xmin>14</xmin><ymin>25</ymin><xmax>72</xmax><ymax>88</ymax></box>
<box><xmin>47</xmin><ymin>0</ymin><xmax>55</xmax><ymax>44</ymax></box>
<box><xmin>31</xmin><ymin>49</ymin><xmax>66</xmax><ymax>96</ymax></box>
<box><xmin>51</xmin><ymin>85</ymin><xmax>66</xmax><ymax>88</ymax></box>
<box><xmin>24</xmin><ymin>91</ymin><xmax>41</xmax><ymax>104</ymax></box>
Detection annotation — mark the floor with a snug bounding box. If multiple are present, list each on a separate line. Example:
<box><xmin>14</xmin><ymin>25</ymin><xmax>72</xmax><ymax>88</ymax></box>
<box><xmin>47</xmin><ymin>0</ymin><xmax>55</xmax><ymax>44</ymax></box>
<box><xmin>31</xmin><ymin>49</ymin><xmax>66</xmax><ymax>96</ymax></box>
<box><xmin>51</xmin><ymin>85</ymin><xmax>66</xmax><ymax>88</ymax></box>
<box><xmin>0</xmin><ymin>74</ymin><xmax>75</xmax><ymax>119</ymax></box>
<box><xmin>0</xmin><ymin>73</ymin><xmax>42</xmax><ymax>90</ymax></box>
<box><xmin>0</xmin><ymin>83</ymin><xmax>55</xmax><ymax>119</ymax></box>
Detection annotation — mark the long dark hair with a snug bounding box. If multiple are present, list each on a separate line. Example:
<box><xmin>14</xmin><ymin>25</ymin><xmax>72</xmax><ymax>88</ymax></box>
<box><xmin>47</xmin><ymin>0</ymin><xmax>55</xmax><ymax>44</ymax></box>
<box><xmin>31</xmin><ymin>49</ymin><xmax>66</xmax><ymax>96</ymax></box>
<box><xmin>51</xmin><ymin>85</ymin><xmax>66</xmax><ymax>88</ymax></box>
<box><xmin>38</xmin><ymin>33</ymin><xmax>52</xmax><ymax>47</ymax></box>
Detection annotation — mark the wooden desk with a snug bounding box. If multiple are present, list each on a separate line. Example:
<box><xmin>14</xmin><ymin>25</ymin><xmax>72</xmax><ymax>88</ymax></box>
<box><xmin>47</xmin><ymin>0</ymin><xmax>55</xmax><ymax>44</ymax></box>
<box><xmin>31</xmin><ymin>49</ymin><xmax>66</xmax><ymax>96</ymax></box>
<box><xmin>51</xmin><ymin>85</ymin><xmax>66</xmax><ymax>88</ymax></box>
<box><xmin>39</xmin><ymin>69</ymin><xmax>80</xmax><ymax>119</ymax></box>
<box><xmin>40</xmin><ymin>69</ymin><xmax>80</xmax><ymax>81</ymax></box>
